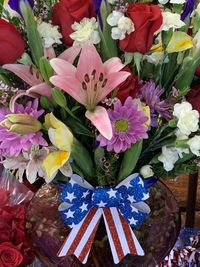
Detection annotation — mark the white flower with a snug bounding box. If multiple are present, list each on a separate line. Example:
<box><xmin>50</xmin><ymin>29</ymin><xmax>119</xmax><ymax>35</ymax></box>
<box><xmin>3</xmin><ymin>4</ymin><xmax>19</xmax><ymax>18</ymax></box>
<box><xmin>70</xmin><ymin>17</ymin><xmax>100</xmax><ymax>45</ymax></box>
<box><xmin>23</xmin><ymin>146</ymin><xmax>49</xmax><ymax>184</ymax></box>
<box><xmin>158</xmin><ymin>12</ymin><xmax>185</xmax><ymax>32</ymax></box>
<box><xmin>107</xmin><ymin>11</ymin><xmax>124</xmax><ymax>26</ymax></box>
<box><xmin>197</xmin><ymin>3</ymin><xmax>200</xmax><ymax>15</ymax></box>
<box><xmin>158</xmin><ymin>146</ymin><xmax>179</xmax><ymax>171</ymax></box>
<box><xmin>173</xmin><ymin>102</ymin><xmax>199</xmax><ymax>136</ymax></box>
<box><xmin>188</xmin><ymin>135</ymin><xmax>200</xmax><ymax>156</ymax></box>
<box><xmin>107</xmin><ymin>11</ymin><xmax>134</xmax><ymax>40</ymax></box>
<box><xmin>193</xmin><ymin>30</ymin><xmax>200</xmax><ymax>56</ymax></box>
<box><xmin>140</xmin><ymin>165</ymin><xmax>154</xmax><ymax>178</ymax></box>
<box><xmin>170</xmin><ymin>0</ymin><xmax>185</xmax><ymax>4</ymax></box>
<box><xmin>108</xmin><ymin>0</ymin><xmax>116</xmax><ymax>4</ymax></box>
<box><xmin>37</xmin><ymin>21</ymin><xmax>62</xmax><ymax>48</ymax></box>
<box><xmin>143</xmin><ymin>52</ymin><xmax>163</xmax><ymax>65</ymax></box>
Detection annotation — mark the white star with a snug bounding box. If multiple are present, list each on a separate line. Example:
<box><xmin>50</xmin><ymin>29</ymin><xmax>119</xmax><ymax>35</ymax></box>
<box><xmin>142</xmin><ymin>192</ymin><xmax>149</xmax><ymax>200</ymax></box>
<box><xmin>129</xmin><ymin>217</ymin><xmax>138</xmax><ymax>225</ymax></box>
<box><xmin>128</xmin><ymin>195</ymin><xmax>136</xmax><ymax>203</ymax></box>
<box><xmin>66</xmin><ymin>192</ymin><xmax>76</xmax><ymax>202</ymax></box>
<box><xmin>69</xmin><ymin>179</ymin><xmax>77</xmax><ymax>187</ymax></box>
<box><xmin>107</xmin><ymin>189</ymin><xmax>117</xmax><ymax>198</ymax></box>
<box><xmin>65</xmin><ymin>209</ymin><xmax>75</xmax><ymax>218</ymax></box>
<box><xmin>80</xmin><ymin>202</ymin><xmax>88</xmax><ymax>212</ymax></box>
<box><xmin>97</xmin><ymin>200</ymin><xmax>107</xmax><ymax>208</ymax></box>
<box><xmin>69</xmin><ymin>222</ymin><xmax>76</xmax><ymax>228</ymax></box>
<box><xmin>82</xmin><ymin>190</ymin><xmax>90</xmax><ymax>198</ymax></box>
<box><xmin>131</xmin><ymin>205</ymin><xmax>139</xmax><ymax>213</ymax></box>
<box><xmin>124</xmin><ymin>181</ymin><xmax>132</xmax><ymax>189</ymax></box>
<box><xmin>138</xmin><ymin>179</ymin><xmax>144</xmax><ymax>186</ymax></box>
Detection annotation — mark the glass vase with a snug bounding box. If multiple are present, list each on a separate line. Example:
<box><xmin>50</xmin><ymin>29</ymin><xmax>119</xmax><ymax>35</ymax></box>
<box><xmin>25</xmin><ymin>181</ymin><xmax>181</xmax><ymax>267</ymax></box>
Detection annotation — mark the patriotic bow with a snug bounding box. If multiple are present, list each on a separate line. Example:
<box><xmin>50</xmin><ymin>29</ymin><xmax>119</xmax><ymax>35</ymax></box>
<box><xmin>58</xmin><ymin>173</ymin><xmax>150</xmax><ymax>264</ymax></box>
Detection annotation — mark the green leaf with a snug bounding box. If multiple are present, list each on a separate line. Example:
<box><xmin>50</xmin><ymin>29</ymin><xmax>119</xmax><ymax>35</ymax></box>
<box><xmin>99</xmin><ymin>2</ymin><xmax>118</xmax><ymax>61</ymax></box>
<box><xmin>40</xmin><ymin>96</ymin><xmax>53</xmax><ymax>110</ymax></box>
<box><xmin>0</xmin><ymin>0</ymin><xmax>4</xmax><ymax>17</ymax></box>
<box><xmin>52</xmin><ymin>87</ymin><xmax>67</xmax><ymax>108</ymax></box>
<box><xmin>20</xmin><ymin>0</ymin><xmax>43</xmax><ymax>68</ymax></box>
<box><xmin>118</xmin><ymin>141</ymin><xmax>143</xmax><ymax>182</ymax></box>
<box><xmin>133</xmin><ymin>52</ymin><xmax>142</xmax><ymax>75</ymax></box>
<box><xmin>71</xmin><ymin>140</ymin><xmax>95</xmax><ymax>184</ymax></box>
<box><xmin>66</xmin><ymin>117</ymin><xmax>94</xmax><ymax>137</ymax></box>
<box><xmin>39</xmin><ymin>57</ymin><xmax>53</xmax><ymax>83</ymax></box>
<box><xmin>124</xmin><ymin>52</ymin><xmax>134</xmax><ymax>65</ymax></box>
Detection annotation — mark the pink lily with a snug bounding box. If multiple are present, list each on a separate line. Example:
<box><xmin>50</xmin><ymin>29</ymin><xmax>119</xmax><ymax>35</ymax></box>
<box><xmin>3</xmin><ymin>45</ymin><xmax>82</xmax><ymax>111</ymax></box>
<box><xmin>50</xmin><ymin>43</ymin><xmax>130</xmax><ymax>140</ymax></box>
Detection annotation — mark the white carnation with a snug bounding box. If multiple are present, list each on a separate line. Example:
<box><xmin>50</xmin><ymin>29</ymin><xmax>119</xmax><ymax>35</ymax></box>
<box><xmin>70</xmin><ymin>17</ymin><xmax>100</xmax><ymax>45</ymax></box>
<box><xmin>140</xmin><ymin>165</ymin><xmax>154</xmax><ymax>178</ymax></box>
<box><xmin>158</xmin><ymin>12</ymin><xmax>185</xmax><ymax>32</ymax></box>
<box><xmin>173</xmin><ymin>102</ymin><xmax>199</xmax><ymax>136</ymax></box>
<box><xmin>37</xmin><ymin>21</ymin><xmax>62</xmax><ymax>48</ymax></box>
<box><xmin>158</xmin><ymin>146</ymin><xmax>179</xmax><ymax>171</ymax></box>
<box><xmin>188</xmin><ymin>135</ymin><xmax>200</xmax><ymax>156</ymax></box>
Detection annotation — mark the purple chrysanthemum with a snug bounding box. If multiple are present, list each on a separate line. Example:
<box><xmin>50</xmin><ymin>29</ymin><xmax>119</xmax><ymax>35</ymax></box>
<box><xmin>137</xmin><ymin>81</ymin><xmax>172</xmax><ymax>127</ymax></box>
<box><xmin>97</xmin><ymin>97</ymin><xmax>148</xmax><ymax>153</ymax></box>
<box><xmin>0</xmin><ymin>99</ymin><xmax>47</xmax><ymax>158</ymax></box>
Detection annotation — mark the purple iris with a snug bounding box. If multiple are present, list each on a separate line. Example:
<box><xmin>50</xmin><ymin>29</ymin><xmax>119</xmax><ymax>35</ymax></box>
<box><xmin>181</xmin><ymin>0</ymin><xmax>195</xmax><ymax>21</ymax></box>
<box><xmin>8</xmin><ymin>0</ymin><xmax>34</xmax><ymax>15</ymax></box>
<box><xmin>93</xmin><ymin>0</ymin><xmax>106</xmax><ymax>30</ymax></box>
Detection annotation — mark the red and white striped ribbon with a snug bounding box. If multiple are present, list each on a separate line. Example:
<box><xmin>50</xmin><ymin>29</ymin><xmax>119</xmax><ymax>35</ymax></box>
<box><xmin>58</xmin><ymin>207</ymin><xmax>144</xmax><ymax>264</ymax></box>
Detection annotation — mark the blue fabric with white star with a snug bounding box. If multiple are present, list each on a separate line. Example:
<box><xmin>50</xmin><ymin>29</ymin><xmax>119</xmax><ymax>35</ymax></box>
<box><xmin>59</xmin><ymin>174</ymin><xmax>150</xmax><ymax>229</ymax></box>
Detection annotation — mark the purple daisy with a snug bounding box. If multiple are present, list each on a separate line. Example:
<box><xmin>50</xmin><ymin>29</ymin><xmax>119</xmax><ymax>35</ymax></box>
<box><xmin>97</xmin><ymin>97</ymin><xmax>148</xmax><ymax>153</ymax></box>
<box><xmin>137</xmin><ymin>81</ymin><xmax>172</xmax><ymax>127</ymax></box>
<box><xmin>0</xmin><ymin>99</ymin><xmax>47</xmax><ymax>158</ymax></box>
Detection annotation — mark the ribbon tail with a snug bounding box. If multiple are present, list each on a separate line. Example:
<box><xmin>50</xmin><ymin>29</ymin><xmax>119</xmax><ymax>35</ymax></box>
<box><xmin>103</xmin><ymin>207</ymin><xmax>144</xmax><ymax>264</ymax></box>
<box><xmin>57</xmin><ymin>208</ymin><xmax>102</xmax><ymax>264</ymax></box>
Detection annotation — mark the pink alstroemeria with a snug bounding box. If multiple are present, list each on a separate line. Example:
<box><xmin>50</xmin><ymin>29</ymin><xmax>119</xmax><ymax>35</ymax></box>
<box><xmin>3</xmin><ymin>45</ymin><xmax>82</xmax><ymax>111</ymax></box>
<box><xmin>50</xmin><ymin>43</ymin><xmax>130</xmax><ymax>140</ymax></box>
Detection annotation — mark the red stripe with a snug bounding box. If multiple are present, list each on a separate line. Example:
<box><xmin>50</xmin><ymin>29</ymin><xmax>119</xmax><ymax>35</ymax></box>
<box><xmin>118</xmin><ymin>211</ymin><xmax>137</xmax><ymax>255</ymax></box>
<box><xmin>103</xmin><ymin>208</ymin><xmax>124</xmax><ymax>262</ymax></box>
<box><xmin>57</xmin><ymin>208</ymin><xmax>97</xmax><ymax>256</ymax></box>
<box><xmin>78</xmin><ymin>215</ymin><xmax>101</xmax><ymax>262</ymax></box>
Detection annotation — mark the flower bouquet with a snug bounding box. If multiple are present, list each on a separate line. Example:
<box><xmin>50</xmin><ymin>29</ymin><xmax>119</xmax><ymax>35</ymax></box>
<box><xmin>0</xmin><ymin>0</ymin><xmax>200</xmax><ymax>265</ymax></box>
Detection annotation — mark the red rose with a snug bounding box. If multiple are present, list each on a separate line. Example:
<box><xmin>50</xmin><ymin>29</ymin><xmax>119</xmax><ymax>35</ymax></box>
<box><xmin>119</xmin><ymin>3</ymin><xmax>162</xmax><ymax>54</ymax></box>
<box><xmin>52</xmin><ymin>0</ymin><xmax>94</xmax><ymax>45</ymax></box>
<box><xmin>0</xmin><ymin>242</ymin><xmax>23</xmax><ymax>267</ymax></box>
<box><xmin>116</xmin><ymin>67</ymin><xmax>140</xmax><ymax>103</ymax></box>
<box><xmin>187</xmin><ymin>84</ymin><xmax>200</xmax><ymax>113</ymax></box>
<box><xmin>0</xmin><ymin>189</ymin><xmax>8</xmax><ymax>209</ymax></box>
<box><xmin>12</xmin><ymin>219</ymin><xmax>26</xmax><ymax>246</ymax></box>
<box><xmin>0</xmin><ymin>19</ymin><xmax>25</xmax><ymax>65</ymax></box>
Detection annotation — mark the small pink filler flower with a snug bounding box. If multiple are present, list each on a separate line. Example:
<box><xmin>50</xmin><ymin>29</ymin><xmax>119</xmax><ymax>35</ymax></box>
<box><xmin>97</xmin><ymin>97</ymin><xmax>148</xmax><ymax>153</ymax></box>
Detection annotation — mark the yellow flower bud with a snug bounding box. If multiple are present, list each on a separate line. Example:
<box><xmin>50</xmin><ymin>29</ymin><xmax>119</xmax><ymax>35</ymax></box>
<box><xmin>0</xmin><ymin>114</ymin><xmax>42</xmax><ymax>134</ymax></box>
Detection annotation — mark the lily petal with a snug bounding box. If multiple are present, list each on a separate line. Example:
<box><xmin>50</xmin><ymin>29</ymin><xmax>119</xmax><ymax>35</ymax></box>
<box><xmin>50</xmin><ymin>58</ymin><xmax>76</xmax><ymax>76</ymax></box>
<box><xmin>27</xmin><ymin>82</ymin><xmax>52</xmax><ymax>98</ymax></box>
<box><xmin>166</xmin><ymin>31</ymin><xmax>193</xmax><ymax>53</ymax></box>
<box><xmin>44</xmin><ymin>47</ymin><xmax>56</xmax><ymax>60</ymax></box>
<box><xmin>104</xmin><ymin>57</ymin><xmax>125</xmax><ymax>74</ymax></box>
<box><xmin>99</xmin><ymin>71</ymin><xmax>130</xmax><ymax>101</ymax></box>
<box><xmin>9</xmin><ymin>90</ymin><xmax>35</xmax><ymax>112</ymax></box>
<box><xmin>76</xmin><ymin>42</ymin><xmax>104</xmax><ymax>82</ymax></box>
<box><xmin>43</xmin><ymin>151</ymin><xmax>70</xmax><ymax>179</ymax></box>
<box><xmin>85</xmin><ymin>106</ymin><xmax>113</xmax><ymax>140</ymax></box>
<box><xmin>58</xmin><ymin>45</ymin><xmax>81</xmax><ymax>64</ymax></box>
<box><xmin>3</xmin><ymin>64</ymin><xmax>42</xmax><ymax>86</ymax></box>
<box><xmin>50</xmin><ymin>75</ymin><xmax>86</xmax><ymax>105</ymax></box>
